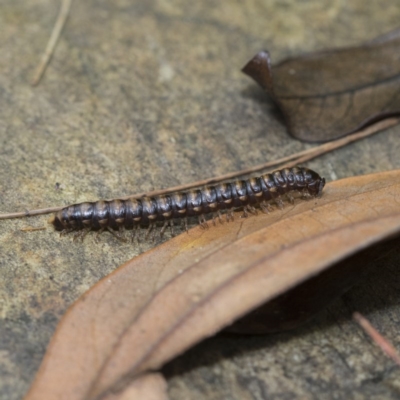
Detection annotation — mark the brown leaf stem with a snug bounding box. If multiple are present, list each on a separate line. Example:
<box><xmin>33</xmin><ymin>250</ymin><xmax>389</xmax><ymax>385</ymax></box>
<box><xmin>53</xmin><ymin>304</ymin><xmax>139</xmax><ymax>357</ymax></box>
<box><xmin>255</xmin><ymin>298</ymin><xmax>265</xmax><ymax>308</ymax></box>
<box><xmin>31</xmin><ymin>0</ymin><xmax>73</xmax><ymax>86</ymax></box>
<box><xmin>353</xmin><ymin>312</ymin><xmax>400</xmax><ymax>366</ymax></box>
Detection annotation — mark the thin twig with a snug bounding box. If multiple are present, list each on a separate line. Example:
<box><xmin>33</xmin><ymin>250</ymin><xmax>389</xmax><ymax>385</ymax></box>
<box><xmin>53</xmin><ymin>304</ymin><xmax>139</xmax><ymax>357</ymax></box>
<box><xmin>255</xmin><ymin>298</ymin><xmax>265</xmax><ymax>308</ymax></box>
<box><xmin>0</xmin><ymin>207</ymin><xmax>64</xmax><ymax>220</ymax></box>
<box><xmin>31</xmin><ymin>0</ymin><xmax>73</xmax><ymax>86</ymax></box>
<box><xmin>281</xmin><ymin>118</ymin><xmax>400</xmax><ymax>169</ymax></box>
<box><xmin>20</xmin><ymin>226</ymin><xmax>47</xmax><ymax>232</ymax></box>
<box><xmin>114</xmin><ymin>118</ymin><xmax>400</xmax><ymax>200</ymax></box>
<box><xmin>353</xmin><ymin>312</ymin><xmax>400</xmax><ymax>366</ymax></box>
<box><xmin>0</xmin><ymin>117</ymin><xmax>398</xmax><ymax>220</ymax></box>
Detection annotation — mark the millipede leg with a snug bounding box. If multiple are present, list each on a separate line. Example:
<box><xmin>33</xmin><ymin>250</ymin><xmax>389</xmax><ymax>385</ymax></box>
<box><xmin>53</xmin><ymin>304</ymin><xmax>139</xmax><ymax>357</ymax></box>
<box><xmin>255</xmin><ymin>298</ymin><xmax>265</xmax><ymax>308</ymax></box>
<box><xmin>301</xmin><ymin>189</ymin><xmax>312</xmax><ymax>200</ymax></box>
<box><xmin>107</xmin><ymin>227</ymin><xmax>127</xmax><ymax>243</ymax></box>
<box><xmin>145</xmin><ymin>223</ymin><xmax>155</xmax><ymax>240</ymax></box>
<box><xmin>198</xmin><ymin>215</ymin><xmax>203</xmax><ymax>228</ymax></box>
<box><xmin>226</xmin><ymin>210</ymin><xmax>234</xmax><ymax>222</ymax></box>
<box><xmin>72</xmin><ymin>230</ymin><xmax>82</xmax><ymax>241</ymax></box>
<box><xmin>198</xmin><ymin>214</ymin><xmax>209</xmax><ymax>229</ymax></box>
<box><xmin>286</xmin><ymin>193</ymin><xmax>295</xmax><ymax>204</ymax></box>
<box><xmin>212</xmin><ymin>211</ymin><xmax>223</xmax><ymax>225</ymax></box>
<box><xmin>150</xmin><ymin>222</ymin><xmax>157</xmax><ymax>242</ymax></box>
<box><xmin>116</xmin><ymin>225</ymin><xmax>127</xmax><ymax>241</ymax></box>
<box><xmin>81</xmin><ymin>228</ymin><xmax>91</xmax><ymax>241</ymax></box>
<box><xmin>246</xmin><ymin>205</ymin><xmax>258</xmax><ymax>215</ymax></box>
<box><xmin>119</xmin><ymin>225</ymin><xmax>126</xmax><ymax>240</ymax></box>
<box><xmin>94</xmin><ymin>228</ymin><xmax>105</xmax><ymax>243</ymax></box>
<box><xmin>131</xmin><ymin>225</ymin><xmax>140</xmax><ymax>243</ymax></box>
<box><xmin>160</xmin><ymin>221</ymin><xmax>169</xmax><ymax>237</ymax></box>
<box><xmin>60</xmin><ymin>228</ymin><xmax>74</xmax><ymax>237</ymax></box>
<box><xmin>73</xmin><ymin>228</ymin><xmax>90</xmax><ymax>242</ymax></box>
<box><xmin>260</xmin><ymin>201</ymin><xmax>273</xmax><ymax>214</ymax></box>
<box><xmin>275</xmin><ymin>196</ymin><xmax>285</xmax><ymax>209</ymax></box>
<box><xmin>181</xmin><ymin>217</ymin><xmax>188</xmax><ymax>233</ymax></box>
<box><xmin>170</xmin><ymin>219</ymin><xmax>175</xmax><ymax>236</ymax></box>
<box><xmin>260</xmin><ymin>202</ymin><xmax>268</xmax><ymax>214</ymax></box>
<box><xmin>241</xmin><ymin>208</ymin><xmax>249</xmax><ymax>218</ymax></box>
<box><xmin>114</xmin><ymin>226</ymin><xmax>127</xmax><ymax>243</ymax></box>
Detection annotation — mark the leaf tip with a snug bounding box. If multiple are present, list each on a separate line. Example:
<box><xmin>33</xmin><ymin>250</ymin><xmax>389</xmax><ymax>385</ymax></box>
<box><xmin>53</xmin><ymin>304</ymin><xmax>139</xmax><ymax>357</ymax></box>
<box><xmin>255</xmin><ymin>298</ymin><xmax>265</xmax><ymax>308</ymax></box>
<box><xmin>242</xmin><ymin>50</ymin><xmax>274</xmax><ymax>93</ymax></box>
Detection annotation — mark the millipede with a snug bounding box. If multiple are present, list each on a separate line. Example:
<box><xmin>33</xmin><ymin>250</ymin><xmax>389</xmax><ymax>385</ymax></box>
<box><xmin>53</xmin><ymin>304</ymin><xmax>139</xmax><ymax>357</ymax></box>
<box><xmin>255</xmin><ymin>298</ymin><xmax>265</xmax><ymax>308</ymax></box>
<box><xmin>50</xmin><ymin>166</ymin><xmax>325</xmax><ymax>242</ymax></box>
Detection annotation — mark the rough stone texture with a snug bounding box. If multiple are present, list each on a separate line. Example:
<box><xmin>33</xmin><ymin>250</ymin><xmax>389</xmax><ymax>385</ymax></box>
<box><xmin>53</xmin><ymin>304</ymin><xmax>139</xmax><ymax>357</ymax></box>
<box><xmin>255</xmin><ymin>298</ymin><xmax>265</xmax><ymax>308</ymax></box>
<box><xmin>0</xmin><ymin>1</ymin><xmax>399</xmax><ymax>399</ymax></box>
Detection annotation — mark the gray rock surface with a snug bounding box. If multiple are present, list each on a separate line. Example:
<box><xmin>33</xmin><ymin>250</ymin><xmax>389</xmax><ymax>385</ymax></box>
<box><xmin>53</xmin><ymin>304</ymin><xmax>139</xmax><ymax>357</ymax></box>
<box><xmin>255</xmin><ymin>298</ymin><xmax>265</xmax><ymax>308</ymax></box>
<box><xmin>0</xmin><ymin>1</ymin><xmax>399</xmax><ymax>399</ymax></box>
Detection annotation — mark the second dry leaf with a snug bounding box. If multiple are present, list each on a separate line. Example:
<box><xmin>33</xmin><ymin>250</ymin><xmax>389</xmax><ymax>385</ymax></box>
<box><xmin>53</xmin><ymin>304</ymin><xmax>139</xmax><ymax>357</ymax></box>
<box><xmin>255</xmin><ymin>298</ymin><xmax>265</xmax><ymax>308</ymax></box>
<box><xmin>243</xmin><ymin>29</ymin><xmax>400</xmax><ymax>142</ymax></box>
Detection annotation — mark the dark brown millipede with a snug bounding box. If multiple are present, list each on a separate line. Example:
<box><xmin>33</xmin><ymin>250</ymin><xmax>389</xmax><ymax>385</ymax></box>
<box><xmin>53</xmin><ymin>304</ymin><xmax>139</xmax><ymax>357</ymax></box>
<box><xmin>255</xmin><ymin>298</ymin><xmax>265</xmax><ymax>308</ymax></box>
<box><xmin>50</xmin><ymin>166</ymin><xmax>325</xmax><ymax>241</ymax></box>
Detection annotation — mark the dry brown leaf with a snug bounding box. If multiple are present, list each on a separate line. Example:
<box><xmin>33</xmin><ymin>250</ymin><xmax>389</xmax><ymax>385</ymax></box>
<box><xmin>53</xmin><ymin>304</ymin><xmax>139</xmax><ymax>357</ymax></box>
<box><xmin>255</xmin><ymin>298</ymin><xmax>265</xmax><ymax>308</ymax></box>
<box><xmin>243</xmin><ymin>29</ymin><xmax>400</xmax><ymax>142</ymax></box>
<box><xmin>25</xmin><ymin>170</ymin><xmax>400</xmax><ymax>400</ymax></box>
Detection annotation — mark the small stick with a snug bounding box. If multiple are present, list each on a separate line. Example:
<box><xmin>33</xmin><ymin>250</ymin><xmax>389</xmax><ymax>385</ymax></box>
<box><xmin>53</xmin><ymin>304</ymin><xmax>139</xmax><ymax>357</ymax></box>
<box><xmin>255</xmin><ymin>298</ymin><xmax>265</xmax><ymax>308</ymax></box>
<box><xmin>112</xmin><ymin>118</ymin><xmax>400</xmax><ymax>200</ymax></box>
<box><xmin>353</xmin><ymin>312</ymin><xmax>400</xmax><ymax>367</ymax></box>
<box><xmin>0</xmin><ymin>117</ymin><xmax>398</xmax><ymax>220</ymax></box>
<box><xmin>31</xmin><ymin>0</ymin><xmax>73</xmax><ymax>86</ymax></box>
<box><xmin>20</xmin><ymin>226</ymin><xmax>47</xmax><ymax>232</ymax></box>
<box><xmin>116</xmin><ymin>118</ymin><xmax>400</xmax><ymax>199</ymax></box>
<box><xmin>0</xmin><ymin>207</ymin><xmax>65</xmax><ymax>220</ymax></box>
<box><xmin>281</xmin><ymin>118</ymin><xmax>400</xmax><ymax>169</ymax></box>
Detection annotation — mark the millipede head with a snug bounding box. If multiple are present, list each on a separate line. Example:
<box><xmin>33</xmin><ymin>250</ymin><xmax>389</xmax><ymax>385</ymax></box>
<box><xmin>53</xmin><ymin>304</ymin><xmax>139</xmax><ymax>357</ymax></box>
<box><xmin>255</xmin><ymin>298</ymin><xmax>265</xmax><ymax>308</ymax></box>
<box><xmin>302</xmin><ymin>168</ymin><xmax>325</xmax><ymax>197</ymax></box>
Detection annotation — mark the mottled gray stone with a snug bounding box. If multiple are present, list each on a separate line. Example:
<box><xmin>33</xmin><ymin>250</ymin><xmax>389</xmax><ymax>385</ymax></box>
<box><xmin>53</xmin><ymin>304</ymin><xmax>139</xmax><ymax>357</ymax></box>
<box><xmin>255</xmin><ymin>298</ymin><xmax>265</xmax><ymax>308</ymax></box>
<box><xmin>0</xmin><ymin>1</ymin><xmax>399</xmax><ymax>399</ymax></box>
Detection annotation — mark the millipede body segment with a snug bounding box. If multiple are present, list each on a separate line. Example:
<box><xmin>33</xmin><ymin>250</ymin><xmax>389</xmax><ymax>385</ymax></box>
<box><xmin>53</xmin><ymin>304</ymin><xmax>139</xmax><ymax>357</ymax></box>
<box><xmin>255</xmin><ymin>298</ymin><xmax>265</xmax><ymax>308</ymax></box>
<box><xmin>51</xmin><ymin>167</ymin><xmax>325</xmax><ymax>236</ymax></box>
